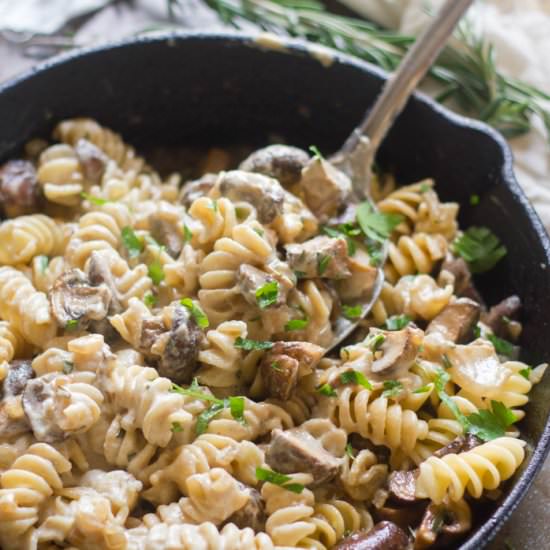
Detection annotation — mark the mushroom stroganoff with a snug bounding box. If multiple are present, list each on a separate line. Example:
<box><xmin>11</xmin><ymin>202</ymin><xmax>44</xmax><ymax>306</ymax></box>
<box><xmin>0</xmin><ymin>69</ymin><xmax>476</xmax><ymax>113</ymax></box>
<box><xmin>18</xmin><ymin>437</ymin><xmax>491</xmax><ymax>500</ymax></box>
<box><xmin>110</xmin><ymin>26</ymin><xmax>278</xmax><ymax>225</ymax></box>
<box><xmin>0</xmin><ymin>118</ymin><xmax>545</xmax><ymax>550</ymax></box>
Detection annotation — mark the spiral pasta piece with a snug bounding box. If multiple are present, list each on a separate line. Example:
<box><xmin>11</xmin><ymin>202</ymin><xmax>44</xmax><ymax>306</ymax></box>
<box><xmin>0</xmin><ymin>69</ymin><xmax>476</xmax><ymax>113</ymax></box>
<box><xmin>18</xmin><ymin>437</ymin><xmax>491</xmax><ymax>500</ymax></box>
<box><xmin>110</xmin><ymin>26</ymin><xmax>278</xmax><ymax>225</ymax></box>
<box><xmin>0</xmin><ymin>214</ymin><xmax>66</xmax><ymax>265</ymax></box>
<box><xmin>416</xmin><ymin>437</ymin><xmax>525</xmax><ymax>503</ymax></box>
<box><xmin>0</xmin><ymin>266</ymin><xmax>56</xmax><ymax>347</ymax></box>
<box><xmin>0</xmin><ymin>320</ymin><xmax>27</xmax><ymax>363</ymax></box>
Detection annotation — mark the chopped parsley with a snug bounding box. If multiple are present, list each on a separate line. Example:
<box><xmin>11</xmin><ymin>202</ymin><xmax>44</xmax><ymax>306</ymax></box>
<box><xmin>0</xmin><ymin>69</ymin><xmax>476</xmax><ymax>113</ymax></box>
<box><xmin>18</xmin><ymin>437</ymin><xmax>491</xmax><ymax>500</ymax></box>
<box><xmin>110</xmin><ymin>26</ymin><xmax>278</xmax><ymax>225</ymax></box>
<box><xmin>322</xmin><ymin>225</ymin><xmax>357</xmax><ymax>256</ymax></box>
<box><xmin>366</xmin><ymin>333</ymin><xmax>385</xmax><ymax>352</ymax></box>
<box><xmin>317</xmin><ymin>254</ymin><xmax>331</xmax><ymax>275</ymax></box>
<box><xmin>519</xmin><ymin>367</ymin><xmax>532</xmax><ymax>380</ymax></box>
<box><xmin>345</xmin><ymin>443</ymin><xmax>355</xmax><ymax>459</ymax></box>
<box><xmin>256</xmin><ymin>467</ymin><xmax>305</xmax><ymax>494</ymax></box>
<box><xmin>340</xmin><ymin>370</ymin><xmax>373</xmax><ymax>390</ymax></box>
<box><xmin>62</xmin><ymin>361</ymin><xmax>74</xmax><ymax>374</ymax></box>
<box><xmin>228</xmin><ymin>396</ymin><xmax>246</xmax><ymax>424</ymax></box>
<box><xmin>413</xmin><ymin>384</ymin><xmax>432</xmax><ymax>394</ymax></box>
<box><xmin>382</xmin><ymin>380</ymin><xmax>403</xmax><ymax>398</ymax></box>
<box><xmin>419</xmin><ymin>182</ymin><xmax>431</xmax><ymax>193</ymax></box>
<box><xmin>183</xmin><ymin>224</ymin><xmax>193</xmax><ymax>243</ymax></box>
<box><xmin>356</xmin><ymin>201</ymin><xmax>403</xmax><ymax>242</ymax></box>
<box><xmin>467</xmin><ymin>400</ymin><xmax>517</xmax><ymax>441</ymax></box>
<box><xmin>65</xmin><ymin>319</ymin><xmax>79</xmax><ymax>331</ymax></box>
<box><xmin>196</xmin><ymin>403</ymin><xmax>225</xmax><ymax>435</ymax></box>
<box><xmin>80</xmin><ymin>192</ymin><xmax>110</xmax><ymax>205</ymax></box>
<box><xmin>452</xmin><ymin>226</ymin><xmax>507</xmax><ymax>273</ymax></box>
<box><xmin>171</xmin><ymin>422</ymin><xmax>183</xmax><ymax>433</ymax></box>
<box><xmin>148</xmin><ymin>258</ymin><xmax>165</xmax><ymax>285</ymax></box>
<box><xmin>121</xmin><ymin>226</ymin><xmax>144</xmax><ymax>258</ymax></box>
<box><xmin>317</xmin><ymin>383</ymin><xmax>337</xmax><ymax>397</ymax></box>
<box><xmin>36</xmin><ymin>255</ymin><xmax>49</xmax><ymax>274</ymax></box>
<box><xmin>143</xmin><ymin>293</ymin><xmax>158</xmax><ymax>308</ymax></box>
<box><xmin>253</xmin><ymin>227</ymin><xmax>264</xmax><ymax>237</ymax></box>
<box><xmin>442</xmin><ymin>354</ymin><xmax>453</xmax><ymax>370</ymax></box>
<box><xmin>234</xmin><ymin>337</ymin><xmax>274</xmax><ymax>351</ymax></box>
<box><xmin>342</xmin><ymin>304</ymin><xmax>362</xmax><ymax>320</ymax></box>
<box><xmin>486</xmin><ymin>333</ymin><xmax>515</xmax><ymax>356</ymax></box>
<box><xmin>180</xmin><ymin>298</ymin><xmax>209</xmax><ymax>329</ymax></box>
<box><xmin>285</xmin><ymin>318</ymin><xmax>309</xmax><ymax>331</ymax></box>
<box><xmin>385</xmin><ymin>314</ymin><xmax>411</xmax><ymax>331</ymax></box>
<box><xmin>469</xmin><ymin>194</ymin><xmax>480</xmax><ymax>206</ymax></box>
<box><xmin>309</xmin><ymin>145</ymin><xmax>323</xmax><ymax>159</ymax></box>
<box><xmin>255</xmin><ymin>280</ymin><xmax>279</xmax><ymax>309</ymax></box>
<box><xmin>271</xmin><ymin>361</ymin><xmax>283</xmax><ymax>372</ymax></box>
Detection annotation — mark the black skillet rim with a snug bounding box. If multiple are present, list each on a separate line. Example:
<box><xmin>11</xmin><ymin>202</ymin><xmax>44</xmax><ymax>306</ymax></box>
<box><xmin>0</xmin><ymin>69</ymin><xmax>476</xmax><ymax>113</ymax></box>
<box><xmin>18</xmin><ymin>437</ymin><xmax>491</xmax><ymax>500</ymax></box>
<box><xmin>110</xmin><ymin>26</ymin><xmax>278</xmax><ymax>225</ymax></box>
<box><xmin>0</xmin><ymin>30</ymin><xmax>549</xmax><ymax>549</ymax></box>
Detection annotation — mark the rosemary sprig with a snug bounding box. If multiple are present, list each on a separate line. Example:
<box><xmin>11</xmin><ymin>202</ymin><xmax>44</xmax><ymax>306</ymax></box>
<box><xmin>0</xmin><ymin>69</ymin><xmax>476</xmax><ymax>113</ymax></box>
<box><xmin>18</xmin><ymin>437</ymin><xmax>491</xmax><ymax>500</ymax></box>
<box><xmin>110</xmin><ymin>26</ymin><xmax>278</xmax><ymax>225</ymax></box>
<box><xmin>194</xmin><ymin>0</ymin><xmax>550</xmax><ymax>141</ymax></box>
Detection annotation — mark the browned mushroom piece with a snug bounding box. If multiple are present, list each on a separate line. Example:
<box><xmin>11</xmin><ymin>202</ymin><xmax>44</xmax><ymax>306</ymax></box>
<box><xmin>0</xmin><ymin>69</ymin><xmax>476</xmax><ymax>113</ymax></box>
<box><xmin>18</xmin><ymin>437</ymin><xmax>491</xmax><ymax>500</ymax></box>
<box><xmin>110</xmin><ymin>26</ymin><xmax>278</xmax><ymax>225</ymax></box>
<box><xmin>236</xmin><ymin>264</ymin><xmax>287</xmax><ymax>308</ymax></box>
<box><xmin>387</xmin><ymin>470</ymin><xmax>420</xmax><ymax>505</ymax></box>
<box><xmin>440</xmin><ymin>255</ymin><xmax>484</xmax><ymax>305</ymax></box>
<box><xmin>74</xmin><ymin>138</ymin><xmax>108</xmax><ymax>183</ymax></box>
<box><xmin>334</xmin><ymin>521</ymin><xmax>410</xmax><ymax>550</ymax></box>
<box><xmin>285</xmin><ymin>236</ymin><xmax>351</xmax><ymax>280</ymax></box>
<box><xmin>432</xmin><ymin>434</ymin><xmax>482</xmax><ymax>459</ymax></box>
<box><xmin>149</xmin><ymin>214</ymin><xmax>183</xmax><ymax>258</ymax></box>
<box><xmin>22</xmin><ymin>374</ymin><xmax>66</xmax><ymax>443</ymax></box>
<box><xmin>260</xmin><ymin>341</ymin><xmax>324</xmax><ymax>400</ymax></box>
<box><xmin>481</xmin><ymin>295</ymin><xmax>521</xmax><ymax>338</ymax></box>
<box><xmin>156</xmin><ymin>303</ymin><xmax>204</xmax><ymax>384</ymax></box>
<box><xmin>425</xmin><ymin>298</ymin><xmax>481</xmax><ymax>343</ymax></box>
<box><xmin>49</xmin><ymin>269</ymin><xmax>112</xmax><ymax>330</ymax></box>
<box><xmin>0</xmin><ymin>159</ymin><xmax>40</xmax><ymax>216</ymax></box>
<box><xmin>369</xmin><ymin>327</ymin><xmax>423</xmax><ymax>379</ymax></box>
<box><xmin>86</xmin><ymin>251</ymin><xmax>122</xmax><ymax>314</ymax></box>
<box><xmin>214</xmin><ymin>170</ymin><xmax>285</xmax><ymax>224</ymax></box>
<box><xmin>298</xmin><ymin>157</ymin><xmax>352</xmax><ymax>220</ymax></box>
<box><xmin>414</xmin><ymin>500</ymin><xmax>471</xmax><ymax>550</ymax></box>
<box><xmin>179</xmin><ymin>173</ymin><xmax>218</xmax><ymax>208</ymax></box>
<box><xmin>0</xmin><ymin>361</ymin><xmax>34</xmax><ymax>439</ymax></box>
<box><xmin>376</xmin><ymin>504</ymin><xmax>427</xmax><ymax>533</ymax></box>
<box><xmin>239</xmin><ymin>144</ymin><xmax>310</xmax><ymax>187</ymax></box>
<box><xmin>225</xmin><ymin>485</ymin><xmax>265</xmax><ymax>531</ymax></box>
<box><xmin>265</xmin><ymin>427</ymin><xmax>341</xmax><ymax>486</ymax></box>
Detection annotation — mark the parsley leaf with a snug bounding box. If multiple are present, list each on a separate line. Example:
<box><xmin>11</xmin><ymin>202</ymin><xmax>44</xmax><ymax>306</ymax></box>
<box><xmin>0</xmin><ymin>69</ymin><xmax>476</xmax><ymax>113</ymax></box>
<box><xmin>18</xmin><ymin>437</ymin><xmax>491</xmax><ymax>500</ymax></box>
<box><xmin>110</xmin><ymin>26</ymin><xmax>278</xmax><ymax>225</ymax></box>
<box><xmin>309</xmin><ymin>145</ymin><xmax>323</xmax><ymax>159</ymax></box>
<box><xmin>196</xmin><ymin>402</ymin><xmax>225</xmax><ymax>434</ymax></box>
<box><xmin>80</xmin><ymin>192</ymin><xmax>110</xmax><ymax>205</ymax></box>
<box><xmin>366</xmin><ymin>333</ymin><xmax>385</xmax><ymax>352</ymax></box>
<box><xmin>271</xmin><ymin>361</ymin><xmax>282</xmax><ymax>371</ymax></box>
<box><xmin>434</xmin><ymin>369</ymin><xmax>469</xmax><ymax>429</ymax></box>
<box><xmin>183</xmin><ymin>224</ymin><xmax>193</xmax><ymax>243</ymax></box>
<box><xmin>171</xmin><ymin>379</ymin><xmax>221</xmax><ymax>404</ymax></box>
<box><xmin>317</xmin><ymin>383</ymin><xmax>336</xmax><ymax>397</ymax></box>
<box><xmin>413</xmin><ymin>384</ymin><xmax>432</xmax><ymax>394</ymax></box>
<box><xmin>317</xmin><ymin>254</ymin><xmax>331</xmax><ymax>275</ymax></box>
<box><xmin>486</xmin><ymin>333</ymin><xmax>515</xmax><ymax>356</ymax></box>
<box><xmin>419</xmin><ymin>182</ymin><xmax>431</xmax><ymax>193</ymax></box>
<box><xmin>452</xmin><ymin>226</ymin><xmax>507</xmax><ymax>273</ymax></box>
<box><xmin>234</xmin><ymin>337</ymin><xmax>274</xmax><ymax>351</ymax></box>
<box><xmin>180</xmin><ymin>298</ymin><xmax>209</xmax><ymax>329</ymax></box>
<box><xmin>342</xmin><ymin>304</ymin><xmax>362</xmax><ymax>320</ymax></box>
<box><xmin>121</xmin><ymin>226</ymin><xmax>144</xmax><ymax>258</ymax></box>
<box><xmin>143</xmin><ymin>292</ymin><xmax>157</xmax><ymax>308</ymax></box>
<box><xmin>256</xmin><ymin>280</ymin><xmax>279</xmax><ymax>309</ymax></box>
<box><xmin>382</xmin><ymin>380</ymin><xmax>403</xmax><ymax>398</ymax></box>
<box><xmin>466</xmin><ymin>401</ymin><xmax>517</xmax><ymax>441</ymax></box>
<box><xmin>171</xmin><ymin>422</ymin><xmax>183</xmax><ymax>433</ymax></box>
<box><xmin>256</xmin><ymin>467</ymin><xmax>305</xmax><ymax>494</ymax></box>
<box><xmin>65</xmin><ymin>319</ymin><xmax>79</xmax><ymax>331</ymax></box>
<box><xmin>519</xmin><ymin>367</ymin><xmax>532</xmax><ymax>380</ymax></box>
<box><xmin>345</xmin><ymin>443</ymin><xmax>355</xmax><ymax>459</ymax></box>
<box><xmin>470</xmin><ymin>194</ymin><xmax>480</xmax><ymax>206</ymax></box>
<box><xmin>340</xmin><ymin>370</ymin><xmax>373</xmax><ymax>390</ymax></box>
<box><xmin>285</xmin><ymin>318</ymin><xmax>309</xmax><ymax>331</ymax></box>
<box><xmin>385</xmin><ymin>314</ymin><xmax>411</xmax><ymax>331</ymax></box>
<box><xmin>356</xmin><ymin>201</ymin><xmax>403</xmax><ymax>242</ymax></box>
<box><xmin>228</xmin><ymin>396</ymin><xmax>246</xmax><ymax>424</ymax></box>
<box><xmin>148</xmin><ymin>259</ymin><xmax>165</xmax><ymax>285</ymax></box>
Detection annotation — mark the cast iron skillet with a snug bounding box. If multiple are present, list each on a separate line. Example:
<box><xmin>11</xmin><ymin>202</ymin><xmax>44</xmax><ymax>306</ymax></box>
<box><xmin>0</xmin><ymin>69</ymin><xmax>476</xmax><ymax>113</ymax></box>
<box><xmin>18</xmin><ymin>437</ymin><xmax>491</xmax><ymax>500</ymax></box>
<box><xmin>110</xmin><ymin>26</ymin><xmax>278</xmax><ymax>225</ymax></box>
<box><xmin>1</xmin><ymin>32</ymin><xmax>550</xmax><ymax>548</ymax></box>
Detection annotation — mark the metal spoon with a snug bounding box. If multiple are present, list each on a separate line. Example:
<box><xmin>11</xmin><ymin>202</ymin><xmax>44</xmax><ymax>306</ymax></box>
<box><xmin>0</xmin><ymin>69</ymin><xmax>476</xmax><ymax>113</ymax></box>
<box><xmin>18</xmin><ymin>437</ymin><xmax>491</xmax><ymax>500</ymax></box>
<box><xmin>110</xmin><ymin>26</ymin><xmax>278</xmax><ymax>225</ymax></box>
<box><xmin>329</xmin><ymin>0</ymin><xmax>474</xmax><ymax>351</ymax></box>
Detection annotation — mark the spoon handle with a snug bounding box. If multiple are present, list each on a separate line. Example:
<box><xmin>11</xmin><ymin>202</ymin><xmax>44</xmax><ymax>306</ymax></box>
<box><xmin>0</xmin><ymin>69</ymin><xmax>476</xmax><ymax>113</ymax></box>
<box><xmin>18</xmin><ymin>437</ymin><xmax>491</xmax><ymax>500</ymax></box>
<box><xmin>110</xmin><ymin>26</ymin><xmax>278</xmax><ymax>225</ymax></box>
<box><xmin>340</xmin><ymin>0</ymin><xmax>474</xmax><ymax>156</ymax></box>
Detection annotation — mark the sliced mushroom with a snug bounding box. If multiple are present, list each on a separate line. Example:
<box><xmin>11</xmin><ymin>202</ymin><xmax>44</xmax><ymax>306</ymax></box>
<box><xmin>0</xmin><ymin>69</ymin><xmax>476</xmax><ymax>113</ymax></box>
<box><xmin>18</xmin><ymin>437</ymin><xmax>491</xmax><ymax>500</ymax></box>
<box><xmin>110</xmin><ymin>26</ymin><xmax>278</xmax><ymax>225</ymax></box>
<box><xmin>86</xmin><ymin>251</ymin><xmax>122</xmax><ymax>314</ymax></box>
<box><xmin>156</xmin><ymin>303</ymin><xmax>204</xmax><ymax>384</ymax></box>
<box><xmin>0</xmin><ymin>159</ymin><xmax>39</xmax><ymax>216</ymax></box>
<box><xmin>149</xmin><ymin>214</ymin><xmax>183</xmax><ymax>258</ymax></box>
<box><xmin>225</xmin><ymin>486</ymin><xmax>265</xmax><ymax>531</ymax></box>
<box><xmin>414</xmin><ymin>500</ymin><xmax>471</xmax><ymax>550</ymax></box>
<box><xmin>440</xmin><ymin>255</ymin><xmax>484</xmax><ymax>305</ymax></box>
<box><xmin>74</xmin><ymin>138</ymin><xmax>108</xmax><ymax>183</ymax></box>
<box><xmin>179</xmin><ymin>173</ymin><xmax>218</xmax><ymax>208</ymax></box>
<box><xmin>334</xmin><ymin>521</ymin><xmax>410</xmax><ymax>550</ymax></box>
<box><xmin>22</xmin><ymin>374</ymin><xmax>66</xmax><ymax>443</ymax></box>
<box><xmin>299</xmin><ymin>157</ymin><xmax>352</xmax><ymax>220</ymax></box>
<box><xmin>214</xmin><ymin>170</ymin><xmax>285</xmax><ymax>224</ymax></box>
<box><xmin>433</xmin><ymin>434</ymin><xmax>482</xmax><ymax>459</ymax></box>
<box><xmin>49</xmin><ymin>269</ymin><xmax>112</xmax><ymax>329</ymax></box>
<box><xmin>0</xmin><ymin>361</ymin><xmax>35</xmax><ymax>439</ymax></box>
<box><xmin>376</xmin><ymin>504</ymin><xmax>427</xmax><ymax>533</ymax></box>
<box><xmin>239</xmin><ymin>144</ymin><xmax>310</xmax><ymax>187</ymax></box>
<box><xmin>236</xmin><ymin>264</ymin><xmax>288</xmax><ymax>308</ymax></box>
<box><xmin>285</xmin><ymin>236</ymin><xmax>351</xmax><ymax>279</ymax></box>
<box><xmin>425</xmin><ymin>298</ymin><xmax>480</xmax><ymax>343</ymax></box>
<box><xmin>370</xmin><ymin>327</ymin><xmax>423</xmax><ymax>379</ymax></box>
<box><xmin>260</xmin><ymin>341</ymin><xmax>324</xmax><ymax>400</ymax></box>
<box><xmin>481</xmin><ymin>295</ymin><xmax>521</xmax><ymax>338</ymax></box>
<box><xmin>387</xmin><ymin>470</ymin><xmax>420</xmax><ymax>505</ymax></box>
<box><xmin>266</xmin><ymin>426</ymin><xmax>342</xmax><ymax>486</ymax></box>
<box><xmin>338</xmin><ymin>248</ymin><xmax>378</xmax><ymax>301</ymax></box>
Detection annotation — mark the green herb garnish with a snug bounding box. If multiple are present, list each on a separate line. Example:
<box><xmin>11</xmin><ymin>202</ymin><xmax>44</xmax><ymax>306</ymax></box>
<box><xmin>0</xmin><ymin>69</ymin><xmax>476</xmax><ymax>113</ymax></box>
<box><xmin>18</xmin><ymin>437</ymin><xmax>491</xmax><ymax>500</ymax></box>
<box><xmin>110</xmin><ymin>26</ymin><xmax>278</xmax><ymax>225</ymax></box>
<box><xmin>487</xmin><ymin>333</ymin><xmax>515</xmax><ymax>356</ymax></box>
<box><xmin>419</xmin><ymin>183</ymin><xmax>431</xmax><ymax>193</ymax></box>
<box><xmin>285</xmin><ymin>318</ymin><xmax>309</xmax><ymax>331</ymax></box>
<box><xmin>148</xmin><ymin>259</ymin><xmax>165</xmax><ymax>285</ymax></box>
<box><xmin>80</xmin><ymin>192</ymin><xmax>110</xmax><ymax>205</ymax></box>
<box><xmin>294</xmin><ymin>270</ymin><xmax>306</xmax><ymax>279</ymax></box>
<box><xmin>342</xmin><ymin>304</ymin><xmax>362</xmax><ymax>320</ymax></box>
<box><xmin>452</xmin><ymin>226</ymin><xmax>507</xmax><ymax>273</ymax></box>
<box><xmin>65</xmin><ymin>319</ymin><xmax>79</xmax><ymax>331</ymax></box>
<box><xmin>317</xmin><ymin>383</ymin><xmax>336</xmax><ymax>397</ymax></box>
<box><xmin>385</xmin><ymin>314</ymin><xmax>411</xmax><ymax>331</ymax></box>
<box><xmin>413</xmin><ymin>385</ymin><xmax>432</xmax><ymax>394</ymax></box>
<box><xmin>469</xmin><ymin>194</ymin><xmax>480</xmax><ymax>206</ymax></box>
<box><xmin>382</xmin><ymin>380</ymin><xmax>403</xmax><ymax>398</ymax></box>
<box><xmin>121</xmin><ymin>226</ymin><xmax>144</xmax><ymax>258</ymax></box>
<box><xmin>309</xmin><ymin>145</ymin><xmax>323</xmax><ymax>159</ymax></box>
<box><xmin>180</xmin><ymin>298</ymin><xmax>209</xmax><ymax>329</ymax></box>
<box><xmin>366</xmin><ymin>333</ymin><xmax>385</xmax><ymax>352</ymax></box>
<box><xmin>519</xmin><ymin>367</ymin><xmax>532</xmax><ymax>380</ymax></box>
<box><xmin>356</xmin><ymin>201</ymin><xmax>403</xmax><ymax>242</ymax></box>
<box><xmin>183</xmin><ymin>224</ymin><xmax>193</xmax><ymax>243</ymax></box>
<box><xmin>255</xmin><ymin>467</ymin><xmax>304</xmax><ymax>494</ymax></box>
<box><xmin>442</xmin><ymin>354</ymin><xmax>453</xmax><ymax>370</ymax></box>
<box><xmin>340</xmin><ymin>370</ymin><xmax>373</xmax><ymax>390</ymax></box>
<box><xmin>196</xmin><ymin>402</ymin><xmax>225</xmax><ymax>434</ymax></box>
<box><xmin>271</xmin><ymin>361</ymin><xmax>283</xmax><ymax>372</ymax></box>
<box><xmin>255</xmin><ymin>280</ymin><xmax>279</xmax><ymax>309</ymax></box>
<box><xmin>171</xmin><ymin>422</ymin><xmax>183</xmax><ymax>433</ymax></box>
<box><xmin>62</xmin><ymin>361</ymin><xmax>74</xmax><ymax>374</ymax></box>
<box><xmin>228</xmin><ymin>396</ymin><xmax>246</xmax><ymax>424</ymax></box>
<box><xmin>466</xmin><ymin>400</ymin><xmax>517</xmax><ymax>441</ymax></box>
<box><xmin>143</xmin><ymin>293</ymin><xmax>158</xmax><ymax>308</ymax></box>
<box><xmin>317</xmin><ymin>254</ymin><xmax>331</xmax><ymax>276</ymax></box>
<box><xmin>37</xmin><ymin>255</ymin><xmax>49</xmax><ymax>274</ymax></box>
<box><xmin>345</xmin><ymin>443</ymin><xmax>355</xmax><ymax>459</ymax></box>
<box><xmin>234</xmin><ymin>337</ymin><xmax>274</xmax><ymax>351</ymax></box>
